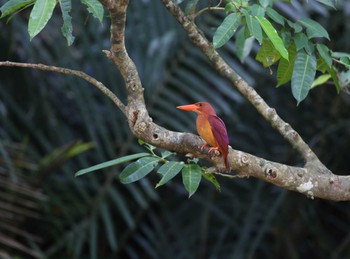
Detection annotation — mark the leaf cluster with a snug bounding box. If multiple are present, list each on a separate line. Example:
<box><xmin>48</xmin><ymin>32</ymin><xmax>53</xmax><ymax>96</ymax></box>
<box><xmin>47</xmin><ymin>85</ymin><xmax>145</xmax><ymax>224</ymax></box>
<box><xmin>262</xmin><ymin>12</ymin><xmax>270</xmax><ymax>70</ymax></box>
<box><xmin>76</xmin><ymin>141</ymin><xmax>221</xmax><ymax>197</ymax></box>
<box><xmin>187</xmin><ymin>0</ymin><xmax>350</xmax><ymax>104</ymax></box>
<box><xmin>0</xmin><ymin>0</ymin><xmax>104</xmax><ymax>45</ymax></box>
<box><xmin>1</xmin><ymin>0</ymin><xmax>350</xmax><ymax>258</ymax></box>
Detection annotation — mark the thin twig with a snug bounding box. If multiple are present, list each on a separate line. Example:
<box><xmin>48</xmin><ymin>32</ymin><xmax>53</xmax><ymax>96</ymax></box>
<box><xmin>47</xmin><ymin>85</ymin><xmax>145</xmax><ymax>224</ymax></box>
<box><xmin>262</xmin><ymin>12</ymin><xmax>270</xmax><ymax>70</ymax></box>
<box><xmin>192</xmin><ymin>6</ymin><xmax>225</xmax><ymax>19</ymax></box>
<box><xmin>160</xmin><ymin>0</ymin><xmax>324</xmax><ymax>168</ymax></box>
<box><xmin>0</xmin><ymin>61</ymin><xmax>126</xmax><ymax>115</ymax></box>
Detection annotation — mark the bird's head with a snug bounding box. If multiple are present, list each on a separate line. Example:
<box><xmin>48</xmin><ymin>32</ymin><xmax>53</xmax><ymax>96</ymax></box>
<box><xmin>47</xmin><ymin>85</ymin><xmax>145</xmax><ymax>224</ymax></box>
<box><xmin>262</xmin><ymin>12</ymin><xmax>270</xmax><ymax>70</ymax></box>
<box><xmin>177</xmin><ymin>102</ymin><xmax>217</xmax><ymax>115</ymax></box>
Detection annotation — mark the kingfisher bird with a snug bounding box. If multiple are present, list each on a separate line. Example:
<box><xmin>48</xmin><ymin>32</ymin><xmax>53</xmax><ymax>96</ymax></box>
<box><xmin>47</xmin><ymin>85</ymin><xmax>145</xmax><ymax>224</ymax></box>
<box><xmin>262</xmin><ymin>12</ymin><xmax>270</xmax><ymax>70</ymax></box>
<box><xmin>177</xmin><ymin>102</ymin><xmax>230</xmax><ymax>171</ymax></box>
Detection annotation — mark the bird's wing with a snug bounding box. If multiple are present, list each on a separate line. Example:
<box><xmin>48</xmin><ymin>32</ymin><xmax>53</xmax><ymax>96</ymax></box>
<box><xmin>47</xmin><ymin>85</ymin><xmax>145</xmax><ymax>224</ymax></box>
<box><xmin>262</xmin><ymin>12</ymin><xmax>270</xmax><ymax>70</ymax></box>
<box><xmin>207</xmin><ymin>115</ymin><xmax>229</xmax><ymax>152</ymax></box>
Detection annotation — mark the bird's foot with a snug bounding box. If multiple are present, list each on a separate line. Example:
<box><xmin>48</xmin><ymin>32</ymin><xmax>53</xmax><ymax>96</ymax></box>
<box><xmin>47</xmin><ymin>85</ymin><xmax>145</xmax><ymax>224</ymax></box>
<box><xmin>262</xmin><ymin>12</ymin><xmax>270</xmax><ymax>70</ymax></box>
<box><xmin>200</xmin><ymin>143</ymin><xmax>220</xmax><ymax>157</ymax></box>
<box><xmin>208</xmin><ymin>147</ymin><xmax>220</xmax><ymax>157</ymax></box>
<box><xmin>200</xmin><ymin>143</ymin><xmax>209</xmax><ymax>150</ymax></box>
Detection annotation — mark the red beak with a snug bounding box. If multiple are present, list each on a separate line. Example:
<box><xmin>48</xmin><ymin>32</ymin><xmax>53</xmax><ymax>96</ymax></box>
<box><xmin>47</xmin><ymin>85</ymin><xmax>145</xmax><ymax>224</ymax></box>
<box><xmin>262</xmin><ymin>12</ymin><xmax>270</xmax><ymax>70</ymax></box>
<box><xmin>176</xmin><ymin>104</ymin><xmax>198</xmax><ymax>111</ymax></box>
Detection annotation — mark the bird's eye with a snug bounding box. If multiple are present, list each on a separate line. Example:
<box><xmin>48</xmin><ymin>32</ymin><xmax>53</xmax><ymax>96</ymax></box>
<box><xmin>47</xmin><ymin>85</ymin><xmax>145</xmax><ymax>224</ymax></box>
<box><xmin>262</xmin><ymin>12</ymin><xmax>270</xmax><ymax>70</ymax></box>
<box><xmin>198</xmin><ymin>103</ymin><xmax>202</xmax><ymax>107</ymax></box>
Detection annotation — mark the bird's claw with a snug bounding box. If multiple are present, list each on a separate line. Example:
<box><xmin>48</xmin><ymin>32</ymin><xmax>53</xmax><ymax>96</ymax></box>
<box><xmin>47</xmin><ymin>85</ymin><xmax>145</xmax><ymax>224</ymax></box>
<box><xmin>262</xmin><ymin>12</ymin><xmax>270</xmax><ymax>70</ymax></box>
<box><xmin>200</xmin><ymin>143</ymin><xmax>208</xmax><ymax>150</ymax></box>
<box><xmin>208</xmin><ymin>147</ymin><xmax>220</xmax><ymax>157</ymax></box>
<box><xmin>200</xmin><ymin>144</ymin><xmax>220</xmax><ymax>157</ymax></box>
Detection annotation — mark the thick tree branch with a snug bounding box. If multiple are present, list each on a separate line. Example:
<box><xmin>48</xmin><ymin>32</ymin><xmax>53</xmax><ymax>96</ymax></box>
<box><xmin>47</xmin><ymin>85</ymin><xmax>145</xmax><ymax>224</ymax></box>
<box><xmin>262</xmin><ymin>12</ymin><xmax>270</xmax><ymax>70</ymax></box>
<box><xmin>92</xmin><ymin>0</ymin><xmax>350</xmax><ymax>201</ymax></box>
<box><xmin>159</xmin><ymin>0</ymin><xmax>324</xmax><ymax>169</ymax></box>
<box><xmin>0</xmin><ymin>61</ymin><xmax>126</xmax><ymax>115</ymax></box>
<box><xmin>2</xmin><ymin>1</ymin><xmax>349</xmax><ymax>200</ymax></box>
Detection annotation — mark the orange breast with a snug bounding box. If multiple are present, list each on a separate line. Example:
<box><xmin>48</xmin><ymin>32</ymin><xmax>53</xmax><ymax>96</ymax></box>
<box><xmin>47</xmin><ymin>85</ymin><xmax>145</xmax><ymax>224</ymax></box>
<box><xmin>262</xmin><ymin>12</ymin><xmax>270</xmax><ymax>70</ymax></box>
<box><xmin>196</xmin><ymin>115</ymin><xmax>217</xmax><ymax>147</ymax></box>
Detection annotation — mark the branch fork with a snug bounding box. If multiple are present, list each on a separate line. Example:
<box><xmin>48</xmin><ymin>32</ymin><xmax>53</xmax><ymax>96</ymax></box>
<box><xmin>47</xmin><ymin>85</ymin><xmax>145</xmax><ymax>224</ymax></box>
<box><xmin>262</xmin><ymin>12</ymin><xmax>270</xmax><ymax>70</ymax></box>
<box><xmin>1</xmin><ymin>0</ymin><xmax>349</xmax><ymax>201</ymax></box>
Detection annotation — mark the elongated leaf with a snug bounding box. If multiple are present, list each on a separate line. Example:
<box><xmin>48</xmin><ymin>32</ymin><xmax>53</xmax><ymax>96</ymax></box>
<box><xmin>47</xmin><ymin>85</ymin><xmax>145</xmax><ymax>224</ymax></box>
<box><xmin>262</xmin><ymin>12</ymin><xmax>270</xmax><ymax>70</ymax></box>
<box><xmin>287</xmin><ymin>19</ymin><xmax>302</xmax><ymax>33</ymax></box>
<box><xmin>202</xmin><ymin>172</ymin><xmax>221</xmax><ymax>192</ymax></box>
<box><xmin>182</xmin><ymin>164</ymin><xmax>201</xmax><ymax>198</ymax></box>
<box><xmin>316</xmin><ymin>0</ymin><xmax>336</xmax><ymax>9</ymax></box>
<box><xmin>259</xmin><ymin>0</ymin><xmax>270</xmax><ymax>8</ymax></box>
<box><xmin>326</xmin><ymin>65</ymin><xmax>340</xmax><ymax>93</ymax></box>
<box><xmin>255</xmin><ymin>16</ymin><xmax>289</xmax><ymax>60</ymax></box>
<box><xmin>291</xmin><ymin>50</ymin><xmax>316</xmax><ymax>104</ymax></box>
<box><xmin>332</xmin><ymin>52</ymin><xmax>350</xmax><ymax>59</ymax></box>
<box><xmin>316</xmin><ymin>44</ymin><xmax>332</xmax><ymax>67</ymax></box>
<box><xmin>28</xmin><ymin>0</ymin><xmax>56</xmax><ymax>40</ymax></box>
<box><xmin>256</xmin><ymin>38</ymin><xmax>281</xmax><ymax>67</ymax></box>
<box><xmin>339</xmin><ymin>70</ymin><xmax>350</xmax><ymax>89</ymax></box>
<box><xmin>75</xmin><ymin>153</ymin><xmax>150</xmax><ymax>177</ymax></box>
<box><xmin>249</xmin><ymin>4</ymin><xmax>265</xmax><ymax>16</ymax></box>
<box><xmin>277</xmin><ymin>43</ymin><xmax>296</xmax><ymax>86</ymax></box>
<box><xmin>298</xmin><ymin>18</ymin><xmax>329</xmax><ymax>40</ymax></box>
<box><xmin>81</xmin><ymin>0</ymin><xmax>104</xmax><ymax>23</ymax></box>
<box><xmin>311</xmin><ymin>74</ymin><xmax>331</xmax><ymax>88</ymax></box>
<box><xmin>266</xmin><ymin>7</ymin><xmax>285</xmax><ymax>26</ymax></box>
<box><xmin>339</xmin><ymin>57</ymin><xmax>350</xmax><ymax>69</ymax></box>
<box><xmin>213</xmin><ymin>13</ymin><xmax>241</xmax><ymax>49</ymax></box>
<box><xmin>119</xmin><ymin>157</ymin><xmax>160</xmax><ymax>184</ymax></box>
<box><xmin>245</xmin><ymin>13</ymin><xmax>263</xmax><ymax>44</ymax></box>
<box><xmin>236</xmin><ymin>27</ymin><xmax>254</xmax><ymax>62</ymax></box>
<box><xmin>156</xmin><ymin>161</ymin><xmax>184</xmax><ymax>188</ymax></box>
<box><xmin>294</xmin><ymin>32</ymin><xmax>308</xmax><ymax>51</ymax></box>
<box><xmin>0</xmin><ymin>0</ymin><xmax>34</xmax><ymax>18</ymax></box>
<box><xmin>59</xmin><ymin>0</ymin><xmax>74</xmax><ymax>45</ymax></box>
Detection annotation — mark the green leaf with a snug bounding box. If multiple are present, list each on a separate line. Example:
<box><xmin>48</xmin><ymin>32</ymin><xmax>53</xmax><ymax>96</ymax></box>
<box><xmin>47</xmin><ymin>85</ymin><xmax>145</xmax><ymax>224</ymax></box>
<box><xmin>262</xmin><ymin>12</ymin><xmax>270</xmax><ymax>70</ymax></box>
<box><xmin>225</xmin><ymin>3</ymin><xmax>236</xmax><ymax>13</ymax></box>
<box><xmin>294</xmin><ymin>32</ymin><xmax>309</xmax><ymax>51</ymax></box>
<box><xmin>255</xmin><ymin>16</ymin><xmax>289</xmax><ymax>60</ymax></box>
<box><xmin>311</xmin><ymin>74</ymin><xmax>331</xmax><ymax>89</ymax></box>
<box><xmin>291</xmin><ymin>50</ymin><xmax>316</xmax><ymax>104</ymax></box>
<box><xmin>249</xmin><ymin>4</ymin><xmax>265</xmax><ymax>16</ymax></box>
<box><xmin>256</xmin><ymin>38</ymin><xmax>281</xmax><ymax>67</ymax></box>
<box><xmin>316</xmin><ymin>45</ymin><xmax>341</xmax><ymax>92</ymax></box>
<box><xmin>317</xmin><ymin>56</ymin><xmax>328</xmax><ymax>73</ymax></box>
<box><xmin>277</xmin><ymin>43</ymin><xmax>297</xmax><ymax>86</ymax></box>
<box><xmin>156</xmin><ymin>161</ymin><xmax>184</xmax><ymax>188</ymax></box>
<box><xmin>59</xmin><ymin>0</ymin><xmax>74</xmax><ymax>46</ymax></box>
<box><xmin>119</xmin><ymin>157</ymin><xmax>160</xmax><ymax>184</ymax></box>
<box><xmin>182</xmin><ymin>164</ymin><xmax>201</xmax><ymax>198</ymax></box>
<box><xmin>245</xmin><ymin>13</ymin><xmax>263</xmax><ymax>44</ymax></box>
<box><xmin>332</xmin><ymin>53</ymin><xmax>350</xmax><ymax>69</ymax></box>
<box><xmin>64</xmin><ymin>142</ymin><xmax>94</xmax><ymax>159</ymax></box>
<box><xmin>287</xmin><ymin>20</ymin><xmax>302</xmax><ymax>33</ymax></box>
<box><xmin>293</xmin><ymin>32</ymin><xmax>314</xmax><ymax>55</ymax></box>
<box><xmin>332</xmin><ymin>52</ymin><xmax>350</xmax><ymax>59</ymax></box>
<box><xmin>81</xmin><ymin>0</ymin><xmax>104</xmax><ymax>23</ymax></box>
<box><xmin>236</xmin><ymin>28</ymin><xmax>254</xmax><ymax>63</ymax></box>
<box><xmin>339</xmin><ymin>70</ymin><xmax>350</xmax><ymax>90</ymax></box>
<box><xmin>202</xmin><ymin>172</ymin><xmax>221</xmax><ymax>192</ymax></box>
<box><xmin>316</xmin><ymin>44</ymin><xmax>332</xmax><ymax>67</ymax></box>
<box><xmin>213</xmin><ymin>13</ymin><xmax>241</xmax><ymax>49</ymax></box>
<box><xmin>28</xmin><ymin>0</ymin><xmax>57</xmax><ymax>40</ymax></box>
<box><xmin>266</xmin><ymin>7</ymin><xmax>285</xmax><ymax>26</ymax></box>
<box><xmin>315</xmin><ymin>0</ymin><xmax>336</xmax><ymax>9</ymax></box>
<box><xmin>326</xmin><ymin>65</ymin><xmax>340</xmax><ymax>93</ymax></box>
<box><xmin>0</xmin><ymin>0</ymin><xmax>34</xmax><ymax>19</ymax></box>
<box><xmin>161</xmin><ymin>150</ymin><xmax>174</xmax><ymax>158</ymax></box>
<box><xmin>298</xmin><ymin>18</ymin><xmax>330</xmax><ymax>40</ymax></box>
<box><xmin>339</xmin><ymin>57</ymin><xmax>350</xmax><ymax>69</ymax></box>
<box><xmin>75</xmin><ymin>152</ymin><xmax>150</xmax><ymax>177</ymax></box>
<box><xmin>259</xmin><ymin>0</ymin><xmax>270</xmax><ymax>8</ymax></box>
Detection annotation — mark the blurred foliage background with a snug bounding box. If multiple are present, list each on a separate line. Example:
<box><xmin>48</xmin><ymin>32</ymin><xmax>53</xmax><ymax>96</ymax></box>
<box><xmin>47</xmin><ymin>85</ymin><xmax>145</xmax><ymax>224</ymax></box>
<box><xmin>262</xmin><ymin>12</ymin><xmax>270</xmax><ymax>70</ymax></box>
<box><xmin>0</xmin><ymin>0</ymin><xmax>350</xmax><ymax>258</ymax></box>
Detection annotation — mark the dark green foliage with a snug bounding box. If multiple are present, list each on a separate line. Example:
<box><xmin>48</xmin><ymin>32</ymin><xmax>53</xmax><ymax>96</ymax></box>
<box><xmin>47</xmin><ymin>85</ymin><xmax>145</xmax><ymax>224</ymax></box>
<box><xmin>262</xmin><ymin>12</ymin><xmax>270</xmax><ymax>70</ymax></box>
<box><xmin>0</xmin><ymin>0</ymin><xmax>350</xmax><ymax>258</ymax></box>
<box><xmin>210</xmin><ymin>0</ymin><xmax>349</xmax><ymax>103</ymax></box>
